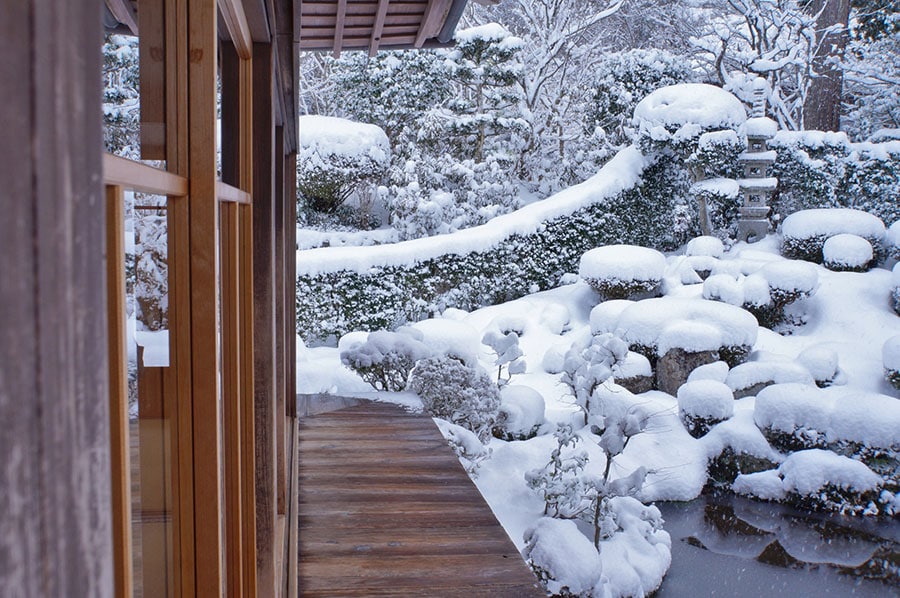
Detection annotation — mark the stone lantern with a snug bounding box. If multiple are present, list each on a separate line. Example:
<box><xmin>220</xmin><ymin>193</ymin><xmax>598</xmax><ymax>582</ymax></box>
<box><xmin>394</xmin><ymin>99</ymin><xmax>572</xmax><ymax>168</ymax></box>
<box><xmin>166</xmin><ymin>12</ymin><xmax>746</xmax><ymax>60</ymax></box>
<box><xmin>737</xmin><ymin>79</ymin><xmax>777</xmax><ymax>243</ymax></box>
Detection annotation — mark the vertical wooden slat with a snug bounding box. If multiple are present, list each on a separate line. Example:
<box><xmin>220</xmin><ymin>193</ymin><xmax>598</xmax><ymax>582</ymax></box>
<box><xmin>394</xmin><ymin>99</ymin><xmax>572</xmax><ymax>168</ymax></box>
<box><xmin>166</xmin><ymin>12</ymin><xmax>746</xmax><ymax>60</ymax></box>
<box><xmin>238</xmin><ymin>54</ymin><xmax>259</xmax><ymax>598</ymax></box>
<box><xmin>187</xmin><ymin>0</ymin><xmax>223</xmax><ymax>593</ymax></box>
<box><xmin>220</xmin><ymin>41</ymin><xmax>245</xmax><ymax>598</ymax></box>
<box><xmin>140</xmin><ymin>0</ymin><xmax>167</xmax><ymax>159</ymax></box>
<box><xmin>166</xmin><ymin>0</ymin><xmax>194</xmax><ymax>593</ymax></box>
<box><xmin>252</xmin><ymin>40</ymin><xmax>277</xmax><ymax>598</ymax></box>
<box><xmin>285</xmin><ymin>152</ymin><xmax>297</xmax><ymax>419</ymax></box>
<box><xmin>1</xmin><ymin>0</ymin><xmax>113</xmax><ymax>595</ymax></box>
<box><xmin>274</xmin><ymin>126</ymin><xmax>287</xmax><ymax>518</ymax></box>
<box><xmin>107</xmin><ymin>185</ymin><xmax>134</xmax><ymax>598</ymax></box>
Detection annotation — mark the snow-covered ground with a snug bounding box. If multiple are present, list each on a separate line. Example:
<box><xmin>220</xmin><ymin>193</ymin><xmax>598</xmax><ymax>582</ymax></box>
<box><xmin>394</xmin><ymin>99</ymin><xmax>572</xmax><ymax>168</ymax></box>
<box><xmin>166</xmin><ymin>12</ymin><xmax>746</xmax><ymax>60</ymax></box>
<box><xmin>297</xmin><ymin>232</ymin><xmax>900</xmax><ymax>596</ymax></box>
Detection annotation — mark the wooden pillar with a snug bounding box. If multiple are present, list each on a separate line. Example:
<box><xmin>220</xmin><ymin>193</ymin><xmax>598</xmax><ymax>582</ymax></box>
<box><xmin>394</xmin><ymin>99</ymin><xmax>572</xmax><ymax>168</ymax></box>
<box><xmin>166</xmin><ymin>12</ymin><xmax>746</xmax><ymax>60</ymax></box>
<box><xmin>274</xmin><ymin>125</ymin><xmax>287</xmax><ymax>517</ymax></box>
<box><xmin>0</xmin><ymin>0</ymin><xmax>113</xmax><ymax>595</ymax></box>
<box><xmin>252</xmin><ymin>41</ymin><xmax>278</xmax><ymax>597</ymax></box>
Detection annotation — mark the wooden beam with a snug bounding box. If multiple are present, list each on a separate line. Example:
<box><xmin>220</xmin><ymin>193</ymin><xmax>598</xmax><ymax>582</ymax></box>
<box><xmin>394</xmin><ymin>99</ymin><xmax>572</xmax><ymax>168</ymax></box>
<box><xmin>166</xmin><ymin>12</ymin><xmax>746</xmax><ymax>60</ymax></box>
<box><xmin>332</xmin><ymin>0</ymin><xmax>347</xmax><ymax>57</ymax></box>
<box><xmin>217</xmin><ymin>180</ymin><xmax>253</xmax><ymax>204</ymax></box>
<box><xmin>103</xmin><ymin>153</ymin><xmax>189</xmax><ymax>196</ymax></box>
<box><xmin>369</xmin><ymin>0</ymin><xmax>391</xmax><ymax>55</ymax></box>
<box><xmin>219</xmin><ymin>0</ymin><xmax>253</xmax><ymax>59</ymax></box>
<box><xmin>1</xmin><ymin>0</ymin><xmax>113</xmax><ymax>594</ymax></box>
<box><xmin>414</xmin><ymin>0</ymin><xmax>452</xmax><ymax>47</ymax></box>
<box><xmin>106</xmin><ymin>184</ymin><xmax>134</xmax><ymax>598</ymax></box>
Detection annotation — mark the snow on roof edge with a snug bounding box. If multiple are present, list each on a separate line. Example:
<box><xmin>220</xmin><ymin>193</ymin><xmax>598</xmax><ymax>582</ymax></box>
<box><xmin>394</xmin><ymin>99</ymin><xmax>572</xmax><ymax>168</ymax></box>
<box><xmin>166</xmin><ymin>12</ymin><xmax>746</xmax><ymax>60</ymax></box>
<box><xmin>297</xmin><ymin>146</ymin><xmax>650</xmax><ymax>276</ymax></box>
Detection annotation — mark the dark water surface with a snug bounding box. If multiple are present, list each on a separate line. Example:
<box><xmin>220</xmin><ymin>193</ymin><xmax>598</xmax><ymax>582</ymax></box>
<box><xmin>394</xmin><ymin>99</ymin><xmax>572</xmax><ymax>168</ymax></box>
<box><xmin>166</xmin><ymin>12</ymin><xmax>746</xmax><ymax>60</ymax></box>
<box><xmin>655</xmin><ymin>493</ymin><xmax>900</xmax><ymax>597</ymax></box>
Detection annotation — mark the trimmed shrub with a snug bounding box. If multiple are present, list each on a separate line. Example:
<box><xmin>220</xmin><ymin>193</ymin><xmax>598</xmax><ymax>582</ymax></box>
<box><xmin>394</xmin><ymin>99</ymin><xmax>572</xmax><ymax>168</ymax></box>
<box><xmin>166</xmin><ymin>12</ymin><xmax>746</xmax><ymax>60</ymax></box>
<box><xmin>579</xmin><ymin>245</ymin><xmax>666</xmax><ymax>301</ymax></box>
<box><xmin>780</xmin><ymin>208</ymin><xmax>885</xmax><ymax>266</ymax></box>
<box><xmin>408</xmin><ymin>356</ymin><xmax>500</xmax><ymax>442</ymax></box>
<box><xmin>339</xmin><ymin>329</ymin><xmax>430</xmax><ymax>391</ymax></box>
<box><xmin>822</xmin><ymin>234</ymin><xmax>873</xmax><ymax>272</ymax></box>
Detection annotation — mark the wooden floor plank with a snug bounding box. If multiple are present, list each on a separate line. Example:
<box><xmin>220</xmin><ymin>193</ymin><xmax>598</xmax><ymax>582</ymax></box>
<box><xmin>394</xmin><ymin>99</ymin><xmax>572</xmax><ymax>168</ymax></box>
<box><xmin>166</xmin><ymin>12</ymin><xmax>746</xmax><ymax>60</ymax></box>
<box><xmin>298</xmin><ymin>401</ymin><xmax>542</xmax><ymax>596</ymax></box>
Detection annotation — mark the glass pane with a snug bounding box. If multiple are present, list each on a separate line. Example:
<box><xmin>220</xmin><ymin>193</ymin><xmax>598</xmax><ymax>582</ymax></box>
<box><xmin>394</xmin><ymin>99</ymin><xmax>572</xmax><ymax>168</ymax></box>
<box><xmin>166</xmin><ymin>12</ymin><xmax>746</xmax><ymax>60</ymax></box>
<box><xmin>127</xmin><ymin>192</ymin><xmax>175</xmax><ymax>597</ymax></box>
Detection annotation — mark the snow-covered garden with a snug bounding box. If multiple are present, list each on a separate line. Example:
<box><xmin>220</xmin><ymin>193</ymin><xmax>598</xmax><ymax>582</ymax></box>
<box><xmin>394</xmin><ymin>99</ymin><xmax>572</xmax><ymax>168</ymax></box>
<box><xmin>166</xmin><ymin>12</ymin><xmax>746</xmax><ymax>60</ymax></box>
<box><xmin>293</xmin><ymin>72</ymin><xmax>900</xmax><ymax>597</ymax></box>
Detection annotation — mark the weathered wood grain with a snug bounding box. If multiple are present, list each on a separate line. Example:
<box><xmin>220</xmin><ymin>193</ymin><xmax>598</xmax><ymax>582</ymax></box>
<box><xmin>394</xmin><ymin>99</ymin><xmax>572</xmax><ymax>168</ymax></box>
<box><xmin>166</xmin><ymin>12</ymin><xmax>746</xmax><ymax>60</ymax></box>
<box><xmin>298</xmin><ymin>402</ymin><xmax>543</xmax><ymax>597</ymax></box>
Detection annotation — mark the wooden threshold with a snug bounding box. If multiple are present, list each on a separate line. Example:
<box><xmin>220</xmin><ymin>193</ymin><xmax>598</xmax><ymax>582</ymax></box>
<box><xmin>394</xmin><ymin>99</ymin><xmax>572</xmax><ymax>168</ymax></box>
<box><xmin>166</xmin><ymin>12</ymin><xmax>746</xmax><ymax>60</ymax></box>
<box><xmin>298</xmin><ymin>401</ymin><xmax>543</xmax><ymax>597</ymax></box>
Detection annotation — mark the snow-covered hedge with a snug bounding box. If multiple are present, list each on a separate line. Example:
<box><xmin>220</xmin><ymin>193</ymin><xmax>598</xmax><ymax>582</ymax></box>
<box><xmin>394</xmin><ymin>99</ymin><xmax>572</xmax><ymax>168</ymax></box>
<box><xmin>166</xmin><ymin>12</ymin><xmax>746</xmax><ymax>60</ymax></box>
<box><xmin>296</xmin><ymin>148</ymin><xmax>692</xmax><ymax>341</ymax></box>
<box><xmin>769</xmin><ymin>132</ymin><xmax>900</xmax><ymax>228</ymax></box>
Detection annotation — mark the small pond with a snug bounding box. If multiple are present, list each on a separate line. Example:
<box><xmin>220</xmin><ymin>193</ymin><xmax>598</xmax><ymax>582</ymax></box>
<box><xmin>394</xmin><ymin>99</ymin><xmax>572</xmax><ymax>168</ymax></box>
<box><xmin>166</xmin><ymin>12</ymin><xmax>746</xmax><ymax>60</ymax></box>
<box><xmin>655</xmin><ymin>492</ymin><xmax>900</xmax><ymax>597</ymax></box>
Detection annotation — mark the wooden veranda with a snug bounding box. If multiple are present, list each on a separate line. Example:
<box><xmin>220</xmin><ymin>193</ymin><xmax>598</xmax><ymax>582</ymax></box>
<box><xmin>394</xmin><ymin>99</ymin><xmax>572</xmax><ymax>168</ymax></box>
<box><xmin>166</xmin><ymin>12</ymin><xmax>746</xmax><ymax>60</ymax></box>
<box><xmin>298</xmin><ymin>401</ymin><xmax>544</xmax><ymax>597</ymax></box>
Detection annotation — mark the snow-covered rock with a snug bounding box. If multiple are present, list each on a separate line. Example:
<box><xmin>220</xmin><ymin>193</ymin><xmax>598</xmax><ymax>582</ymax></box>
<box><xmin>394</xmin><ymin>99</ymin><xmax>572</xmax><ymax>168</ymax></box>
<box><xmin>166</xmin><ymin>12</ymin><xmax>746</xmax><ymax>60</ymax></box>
<box><xmin>725</xmin><ymin>361</ymin><xmax>814</xmax><ymax>398</ymax></box>
<box><xmin>590</xmin><ymin>300</ymin><xmax>635</xmax><ymax>335</ymax></box>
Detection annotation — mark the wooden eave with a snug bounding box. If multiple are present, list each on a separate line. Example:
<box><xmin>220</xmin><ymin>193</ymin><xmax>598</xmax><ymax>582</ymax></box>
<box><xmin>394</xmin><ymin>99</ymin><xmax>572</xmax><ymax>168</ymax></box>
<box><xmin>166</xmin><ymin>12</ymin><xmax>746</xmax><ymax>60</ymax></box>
<box><xmin>298</xmin><ymin>0</ymin><xmax>468</xmax><ymax>56</ymax></box>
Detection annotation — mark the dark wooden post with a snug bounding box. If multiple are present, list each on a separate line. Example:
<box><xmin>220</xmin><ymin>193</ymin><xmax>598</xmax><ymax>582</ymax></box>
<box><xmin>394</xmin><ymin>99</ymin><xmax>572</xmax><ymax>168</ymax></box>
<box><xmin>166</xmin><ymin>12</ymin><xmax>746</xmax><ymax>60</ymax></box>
<box><xmin>252</xmin><ymin>41</ymin><xmax>278</xmax><ymax>596</ymax></box>
<box><xmin>0</xmin><ymin>0</ymin><xmax>113</xmax><ymax>595</ymax></box>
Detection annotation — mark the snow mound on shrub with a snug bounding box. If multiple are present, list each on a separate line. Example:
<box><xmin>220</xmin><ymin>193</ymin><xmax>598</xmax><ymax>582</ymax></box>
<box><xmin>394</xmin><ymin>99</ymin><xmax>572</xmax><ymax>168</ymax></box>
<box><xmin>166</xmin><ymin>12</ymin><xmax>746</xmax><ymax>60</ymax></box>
<box><xmin>734</xmin><ymin>450</ymin><xmax>881</xmax><ymax>498</ymax></box>
<box><xmin>725</xmin><ymin>361</ymin><xmax>814</xmax><ymax>393</ymax></box>
<box><xmin>598</xmin><ymin>497</ymin><xmax>672</xmax><ymax>597</ymax></box>
<box><xmin>754</xmin><ymin>384</ymin><xmax>900</xmax><ymax>449</ymax></box>
<box><xmin>455</xmin><ymin>22</ymin><xmax>522</xmax><ymax>48</ymax></box>
<box><xmin>497</xmin><ymin>385</ymin><xmax>545</xmax><ymax>439</ymax></box>
<box><xmin>590</xmin><ymin>300</ymin><xmax>635</xmax><ymax>334</ymax></box>
<box><xmin>823</xmin><ymin>234</ymin><xmax>872</xmax><ymax>270</ymax></box>
<box><xmin>613</xmin><ymin>297</ymin><xmax>758</xmax><ymax>353</ymax></box>
<box><xmin>633</xmin><ymin>83</ymin><xmax>746</xmax><ymax>131</ymax></box>
<box><xmin>796</xmin><ymin>345</ymin><xmax>839</xmax><ymax>383</ymax></box>
<box><xmin>688</xmin><ymin>361</ymin><xmax>730</xmax><ymax>383</ymax></box>
<box><xmin>411</xmin><ymin>319</ymin><xmax>480</xmax><ymax>365</ymax></box>
<box><xmin>299</xmin><ymin>115</ymin><xmax>390</xmax><ymax>162</ymax></box>
<box><xmin>887</xmin><ymin>220</ymin><xmax>900</xmax><ymax>253</ymax></box>
<box><xmin>678</xmin><ymin>380</ymin><xmax>734</xmax><ymax>420</ymax></box>
<box><xmin>883</xmin><ymin>334</ymin><xmax>900</xmax><ymax>372</ymax></box>
<box><xmin>781</xmin><ymin>208</ymin><xmax>886</xmax><ymax>242</ymax></box>
<box><xmin>539</xmin><ymin>303</ymin><xmax>571</xmax><ymax>335</ymax></box>
<box><xmin>579</xmin><ymin>245</ymin><xmax>667</xmax><ymax>283</ymax></box>
<box><xmin>759</xmin><ymin>261</ymin><xmax>818</xmax><ymax>295</ymax></box>
<box><xmin>523</xmin><ymin>517</ymin><xmax>602</xmax><ymax>596</ymax></box>
<box><xmin>685</xmin><ymin>235</ymin><xmax>725</xmax><ymax>258</ymax></box>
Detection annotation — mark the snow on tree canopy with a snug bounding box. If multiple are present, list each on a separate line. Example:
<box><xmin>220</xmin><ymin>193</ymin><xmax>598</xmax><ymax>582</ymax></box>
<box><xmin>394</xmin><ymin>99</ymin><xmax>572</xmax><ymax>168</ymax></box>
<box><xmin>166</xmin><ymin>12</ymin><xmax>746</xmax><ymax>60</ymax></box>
<box><xmin>410</xmin><ymin>318</ymin><xmax>479</xmax><ymax>365</ymax></box>
<box><xmin>632</xmin><ymin>84</ymin><xmax>747</xmax><ymax>132</ymax></box>
<box><xmin>612</xmin><ymin>297</ymin><xmax>758</xmax><ymax>354</ymax></box>
<box><xmin>685</xmin><ymin>235</ymin><xmax>725</xmax><ymax>259</ymax></box>
<box><xmin>690</xmin><ymin>178</ymin><xmax>740</xmax><ymax>199</ymax></box>
<box><xmin>454</xmin><ymin>23</ymin><xmax>524</xmax><ymax>51</ymax></box>
<box><xmin>781</xmin><ymin>208</ymin><xmax>886</xmax><ymax>242</ymax></box>
<box><xmin>579</xmin><ymin>245</ymin><xmax>666</xmax><ymax>283</ymax></box>
<box><xmin>299</xmin><ymin>115</ymin><xmax>390</xmax><ymax>163</ymax></box>
<box><xmin>882</xmin><ymin>334</ymin><xmax>900</xmax><ymax>372</ymax></box>
<box><xmin>677</xmin><ymin>380</ymin><xmax>734</xmax><ymax>420</ymax></box>
<box><xmin>523</xmin><ymin>517</ymin><xmax>602</xmax><ymax>596</ymax></box>
<box><xmin>822</xmin><ymin>234</ymin><xmax>873</xmax><ymax>269</ymax></box>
